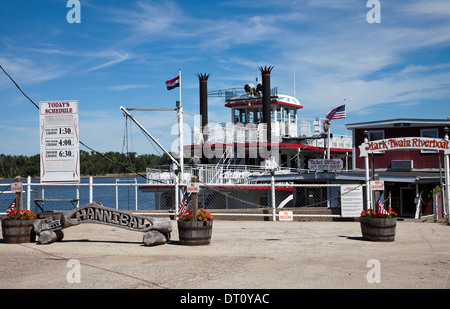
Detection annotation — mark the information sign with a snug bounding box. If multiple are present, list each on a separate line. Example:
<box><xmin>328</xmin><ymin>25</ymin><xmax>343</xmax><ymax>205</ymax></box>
<box><xmin>39</xmin><ymin>100</ymin><xmax>80</xmax><ymax>183</ymax></box>
<box><xmin>341</xmin><ymin>185</ymin><xmax>363</xmax><ymax>217</ymax></box>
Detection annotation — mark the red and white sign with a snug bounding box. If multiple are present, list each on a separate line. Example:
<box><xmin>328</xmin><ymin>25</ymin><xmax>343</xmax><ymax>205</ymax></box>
<box><xmin>186</xmin><ymin>182</ymin><xmax>200</xmax><ymax>193</ymax></box>
<box><xmin>279</xmin><ymin>210</ymin><xmax>293</xmax><ymax>221</ymax></box>
<box><xmin>39</xmin><ymin>100</ymin><xmax>80</xmax><ymax>183</ymax></box>
<box><xmin>370</xmin><ymin>180</ymin><xmax>384</xmax><ymax>191</ymax></box>
<box><xmin>359</xmin><ymin>137</ymin><xmax>450</xmax><ymax>157</ymax></box>
<box><xmin>11</xmin><ymin>182</ymin><xmax>23</xmax><ymax>193</ymax></box>
<box><xmin>308</xmin><ymin>159</ymin><xmax>343</xmax><ymax>171</ymax></box>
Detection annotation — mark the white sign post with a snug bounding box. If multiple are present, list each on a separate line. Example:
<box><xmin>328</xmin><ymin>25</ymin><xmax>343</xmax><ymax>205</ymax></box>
<box><xmin>341</xmin><ymin>185</ymin><xmax>364</xmax><ymax>217</ymax></box>
<box><xmin>39</xmin><ymin>100</ymin><xmax>80</xmax><ymax>184</ymax></box>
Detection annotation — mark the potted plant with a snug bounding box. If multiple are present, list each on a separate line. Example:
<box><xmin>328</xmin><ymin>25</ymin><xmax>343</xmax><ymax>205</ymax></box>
<box><xmin>360</xmin><ymin>207</ymin><xmax>398</xmax><ymax>242</ymax></box>
<box><xmin>177</xmin><ymin>208</ymin><xmax>213</xmax><ymax>246</ymax></box>
<box><xmin>2</xmin><ymin>209</ymin><xmax>37</xmax><ymax>244</ymax></box>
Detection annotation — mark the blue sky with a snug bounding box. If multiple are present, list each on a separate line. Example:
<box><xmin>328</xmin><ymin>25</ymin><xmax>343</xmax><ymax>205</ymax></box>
<box><xmin>1</xmin><ymin>0</ymin><xmax>449</xmax><ymax>156</ymax></box>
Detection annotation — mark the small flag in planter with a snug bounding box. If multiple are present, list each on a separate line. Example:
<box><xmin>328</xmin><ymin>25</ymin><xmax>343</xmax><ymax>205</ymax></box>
<box><xmin>6</xmin><ymin>199</ymin><xmax>16</xmax><ymax>215</ymax></box>
<box><xmin>377</xmin><ymin>192</ymin><xmax>389</xmax><ymax>215</ymax></box>
<box><xmin>178</xmin><ymin>191</ymin><xmax>190</xmax><ymax>215</ymax></box>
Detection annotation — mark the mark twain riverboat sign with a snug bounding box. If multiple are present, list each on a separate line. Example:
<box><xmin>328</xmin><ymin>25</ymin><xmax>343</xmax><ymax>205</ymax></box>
<box><xmin>33</xmin><ymin>202</ymin><xmax>172</xmax><ymax>245</ymax></box>
<box><xmin>359</xmin><ymin>137</ymin><xmax>450</xmax><ymax>157</ymax></box>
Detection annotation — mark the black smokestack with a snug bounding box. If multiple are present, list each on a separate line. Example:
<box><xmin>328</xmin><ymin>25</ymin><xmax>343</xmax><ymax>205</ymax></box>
<box><xmin>197</xmin><ymin>73</ymin><xmax>210</xmax><ymax>164</ymax></box>
<box><xmin>259</xmin><ymin>66</ymin><xmax>274</xmax><ymax>143</ymax></box>
<box><xmin>197</xmin><ymin>73</ymin><xmax>210</xmax><ymax>129</ymax></box>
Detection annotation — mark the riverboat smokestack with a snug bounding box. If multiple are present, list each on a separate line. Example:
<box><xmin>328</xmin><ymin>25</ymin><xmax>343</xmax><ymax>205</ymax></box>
<box><xmin>197</xmin><ymin>73</ymin><xmax>210</xmax><ymax>129</ymax></box>
<box><xmin>197</xmin><ymin>73</ymin><xmax>210</xmax><ymax>163</ymax></box>
<box><xmin>259</xmin><ymin>66</ymin><xmax>274</xmax><ymax>143</ymax></box>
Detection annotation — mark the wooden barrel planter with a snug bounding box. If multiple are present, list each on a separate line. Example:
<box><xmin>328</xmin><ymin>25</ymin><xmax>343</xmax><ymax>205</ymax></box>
<box><xmin>1</xmin><ymin>219</ymin><xmax>37</xmax><ymax>244</ymax></box>
<box><xmin>360</xmin><ymin>217</ymin><xmax>397</xmax><ymax>242</ymax></box>
<box><xmin>177</xmin><ymin>220</ymin><xmax>213</xmax><ymax>246</ymax></box>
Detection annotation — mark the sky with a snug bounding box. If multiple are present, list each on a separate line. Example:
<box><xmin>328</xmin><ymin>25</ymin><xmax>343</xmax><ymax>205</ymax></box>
<box><xmin>1</xmin><ymin>0</ymin><xmax>450</xmax><ymax>157</ymax></box>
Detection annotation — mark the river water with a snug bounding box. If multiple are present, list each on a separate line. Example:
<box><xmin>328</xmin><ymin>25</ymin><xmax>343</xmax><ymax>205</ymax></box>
<box><xmin>0</xmin><ymin>176</ymin><xmax>158</xmax><ymax>214</ymax></box>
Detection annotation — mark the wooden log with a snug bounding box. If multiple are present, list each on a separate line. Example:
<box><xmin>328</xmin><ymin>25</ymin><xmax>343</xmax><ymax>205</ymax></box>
<box><xmin>38</xmin><ymin>230</ymin><xmax>64</xmax><ymax>245</ymax></box>
<box><xmin>142</xmin><ymin>230</ymin><xmax>170</xmax><ymax>246</ymax></box>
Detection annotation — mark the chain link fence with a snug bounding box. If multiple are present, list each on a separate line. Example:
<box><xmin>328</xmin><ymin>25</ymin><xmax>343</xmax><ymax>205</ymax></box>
<box><xmin>1</xmin><ymin>177</ymin><xmax>367</xmax><ymax>221</ymax></box>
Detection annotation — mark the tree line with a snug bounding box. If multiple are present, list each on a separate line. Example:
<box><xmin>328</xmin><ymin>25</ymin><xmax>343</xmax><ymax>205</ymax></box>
<box><xmin>0</xmin><ymin>150</ymin><xmax>171</xmax><ymax>179</ymax></box>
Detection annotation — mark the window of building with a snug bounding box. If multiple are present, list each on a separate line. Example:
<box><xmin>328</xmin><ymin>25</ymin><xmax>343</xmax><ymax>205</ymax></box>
<box><xmin>420</xmin><ymin>128</ymin><xmax>439</xmax><ymax>153</ymax></box>
<box><xmin>368</xmin><ymin>130</ymin><xmax>384</xmax><ymax>141</ymax></box>
<box><xmin>368</xmin><ymin>130</ymin><xmax>384</xmax><ymax>154</ymax></box>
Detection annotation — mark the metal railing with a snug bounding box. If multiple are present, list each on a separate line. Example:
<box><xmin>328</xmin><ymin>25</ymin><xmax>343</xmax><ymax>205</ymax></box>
<box><xmin>1</xmin><ymin>175</ymin><xmax>364</xmax><ymax>221</ymax></box>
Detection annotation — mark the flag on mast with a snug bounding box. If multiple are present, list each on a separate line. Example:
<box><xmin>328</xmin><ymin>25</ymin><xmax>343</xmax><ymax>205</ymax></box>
<box><xmin>165</xmin><ymin>75</ymin><xmax>180</xmax><ymax>90</ymax></box>
<box><xmin>326</xmin><ymin>104</ymin><xmax>346</xmax><ymax>120</ymax></box>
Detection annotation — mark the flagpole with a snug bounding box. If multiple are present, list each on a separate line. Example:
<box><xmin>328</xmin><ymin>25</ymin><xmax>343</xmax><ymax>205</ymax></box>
<box><xmin>178</xmin><ymin>69</ymin><xmax>184</xmax><ymax>181</ymax></box>
<box><xmin>344</xmin><ymin>99</ymin><xmax>347</xmax><ymax>137</ymax></box>
<box><xmin>327</xmin><ymin>123</ymin><xmax>331</xmax><ymax>159</ymax></box>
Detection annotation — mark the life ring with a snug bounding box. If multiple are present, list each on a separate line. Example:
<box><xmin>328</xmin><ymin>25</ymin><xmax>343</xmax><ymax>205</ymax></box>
<box><xmin>323</xmin><ymin>119</ymin><xmax>330</xmax><ymax>132</ymax></box>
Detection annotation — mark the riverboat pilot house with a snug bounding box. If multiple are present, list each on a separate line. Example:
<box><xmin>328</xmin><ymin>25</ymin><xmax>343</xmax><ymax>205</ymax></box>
<box><xmin>346</xmin><ymin>118</ymin><xmax>450</xmax><ymax>218</ymax></box>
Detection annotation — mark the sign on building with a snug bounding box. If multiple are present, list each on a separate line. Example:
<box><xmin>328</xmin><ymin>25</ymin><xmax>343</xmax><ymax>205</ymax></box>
<box><xmin>369</xmin><ymin>180</ymin><xmax>384</xmax><ymax>191</ymax></box>
<box><xmin>39</xmin><ymin>100</ymin><xmax>80</xmax><ymax>183</ymax></box>
<box><xmin>340</xmin><ymin>184</ymin><xmax>363</xmax><ymax>217</ymax></box>
<box><xmin>308</xmin><ymin>159</ymin><xmax>343</xmax><ymax>171</ymax></box>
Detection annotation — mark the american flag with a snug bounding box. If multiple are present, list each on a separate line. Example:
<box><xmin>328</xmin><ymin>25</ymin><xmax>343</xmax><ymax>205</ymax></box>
<box><xmin>178</xmin><ymin>191</ymin><xmax>189</xmax><ymax>215</ymax></box>
<box><xmin>165</xmin><ymin>75</ymin><xmax>180</xmax><ymax>91</ymax></box>
<box><xmin>377</xmin><ymin>192</ymin><xmax>389</xmax><ymax>215</ymax></box>
<box><xmin>326</xmin><ymin>104</ymin><xmax>346</xmax><ymax>120</ymax></box>
<box><xmin>6</xmin><ymin>199</ymin><xmax>16</xmax><ymax>215</ymax></box>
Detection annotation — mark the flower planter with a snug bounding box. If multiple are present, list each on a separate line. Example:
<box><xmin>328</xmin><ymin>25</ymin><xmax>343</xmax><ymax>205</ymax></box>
<box><xmin>1</xmin><ymin>219</ymin><xmax>37</xmax><ymax>244</ymax></box>
<box><xmin>360</xmin><ymin>217</ymin><xmax>397</xmax><ymax>242</ymax></box>
<box><xmin>177</xmin><ymin>220</ymin><xmax>212</xmax><ymax>246</ymax></box>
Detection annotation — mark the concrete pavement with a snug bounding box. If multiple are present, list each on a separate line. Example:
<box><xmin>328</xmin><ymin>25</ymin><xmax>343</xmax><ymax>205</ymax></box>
<box><xmin>1</xmin><ymin>219</ymin><xmax>449</xmax><ymax>290</ymax></box>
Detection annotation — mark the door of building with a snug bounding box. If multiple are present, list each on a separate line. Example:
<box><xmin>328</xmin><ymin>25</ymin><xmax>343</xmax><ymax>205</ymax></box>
<box><xmin>400</xmin><ymin>187</ymin><xmax>416</xmax><ymax>217</ymax></box>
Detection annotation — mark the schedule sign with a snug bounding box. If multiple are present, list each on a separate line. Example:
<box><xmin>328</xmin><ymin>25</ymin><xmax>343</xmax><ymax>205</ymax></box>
<box><xmin>39</xmin><ymin>100</ymin><xmax>80</xmax><ymax>183</ymax></box>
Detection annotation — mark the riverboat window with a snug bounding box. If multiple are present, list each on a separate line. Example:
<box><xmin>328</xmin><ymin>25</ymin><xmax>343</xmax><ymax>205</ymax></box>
<box><xmin>234</xmin><ymin>109</ymin><xmax>246</xmax><ymax>123</ymax></box>
<box><xmin>420</xmin><ymin>128</ymin><xmax>438</xmax><ymax>153</ymax></box>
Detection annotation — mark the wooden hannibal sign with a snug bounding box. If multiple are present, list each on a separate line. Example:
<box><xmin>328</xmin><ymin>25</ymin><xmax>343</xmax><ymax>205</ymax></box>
<box><xmin>33</xmin><ymin>202</ymin><xmax>172</xmax><ymax>246</ymax></box>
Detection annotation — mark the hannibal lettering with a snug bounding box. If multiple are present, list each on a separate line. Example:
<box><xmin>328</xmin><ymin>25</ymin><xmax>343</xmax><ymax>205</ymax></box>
<box><xmin>33</xmin><ymin>202</ymin><xmax>172</xmax><ymax>245</ymax></box>
<box><xmin>73</xmin><ymin>206</ymin><xmax>152</xmax><ymax>230</ymax></box>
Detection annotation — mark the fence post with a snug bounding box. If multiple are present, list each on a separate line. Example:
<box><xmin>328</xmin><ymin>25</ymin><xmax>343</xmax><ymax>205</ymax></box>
<box><xmin>271</xmin><ymin>172</ymin><xmax>276</xmax><ymax>221</ymax></box>
<box><xmin>135</xmin><ymin>178</ymin><xmax>138</xmax><ymax>211</ymax></box>
<box><xmin>27</xmin><ymin>176</ymin><xmax>31</xmax><ymax>211</ymax></box>
<box><xmin>14</xmin><ymin>176</ymin><xmax>23</xmax><ymax>212</ymax></box>
<box><xmin>89</xmin><ymin>176</ymin><xmax>93</xmax><ymax>204</ymax></box>
<box><xmin>175</xmin><ymin>172</ymin><xmax>179</xmax><ymax>218</ymax></box>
